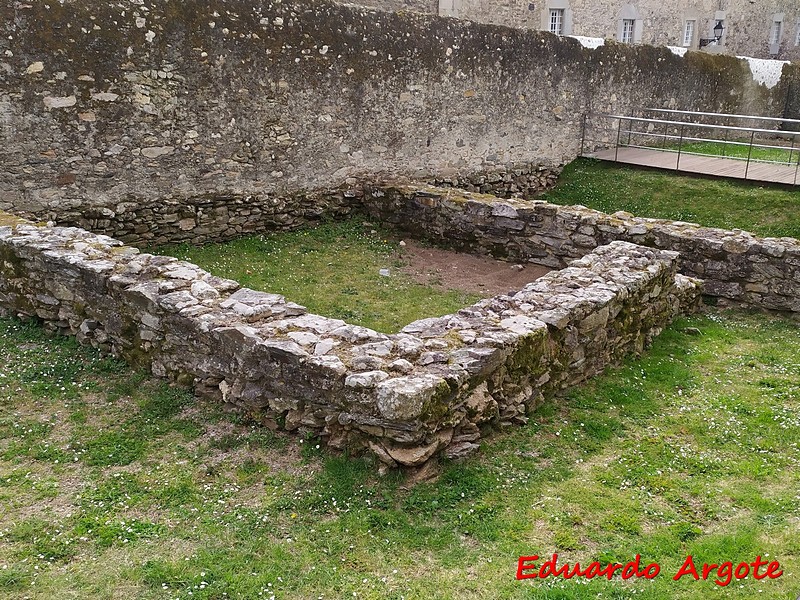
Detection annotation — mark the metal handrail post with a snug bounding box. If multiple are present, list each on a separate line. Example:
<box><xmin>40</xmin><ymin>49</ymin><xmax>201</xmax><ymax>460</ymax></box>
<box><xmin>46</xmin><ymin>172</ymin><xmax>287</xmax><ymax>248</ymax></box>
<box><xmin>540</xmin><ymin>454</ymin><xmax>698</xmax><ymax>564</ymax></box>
<box><xmin>627</xmin><ymin>109</ymin><xmax>634</xmax><ymax>146</ymax></box>
<box><xmin>744</xmin><ymin>130</ymin><xmax>755</xmax><ymax>180</ymax></box>
<box><xmin>585</xmin><ymin>111</ymin><xmax>800</xmax><ymax>183</ymax></box>
<box><xmin>795</xmin><ymin>133</ymin><xmax>800</xmax><ymax>186</ymax></box>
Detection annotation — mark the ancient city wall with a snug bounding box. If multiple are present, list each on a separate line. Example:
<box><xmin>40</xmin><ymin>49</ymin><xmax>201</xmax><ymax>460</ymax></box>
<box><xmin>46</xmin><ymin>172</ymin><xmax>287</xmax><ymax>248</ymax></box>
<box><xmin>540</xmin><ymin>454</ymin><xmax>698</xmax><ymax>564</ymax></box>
<box><xmin>1</xmin><ymin>0</ymin><xmax>793</xmax><ymax>236</ymax></box>
<box><xmin>364</xmin><ymin>185</ymin><xmax>800</xmax><ymax>313</ymax></box>
<box><xmin>0</xmin><ymin>209</ymin><xmax>700</xmax><ymax>467</ymax></box>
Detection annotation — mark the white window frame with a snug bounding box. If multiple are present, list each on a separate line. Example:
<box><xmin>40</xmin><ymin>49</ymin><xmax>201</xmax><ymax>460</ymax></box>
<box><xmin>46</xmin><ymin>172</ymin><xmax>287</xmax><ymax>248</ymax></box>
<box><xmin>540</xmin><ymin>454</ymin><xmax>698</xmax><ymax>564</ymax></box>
<box><xmin>771</xmin><ymin>20</ymin><xmax>783</xmax><ymax>45</ymax></box>
<box><xmin>683</xmin><ymin>20</ymin><xmax>695</xmax><ymax>47</ymax></box>
<box><xmin>438</xmin><ymin>0</ymin><xmax>461</xmax><ymax>18</ymax></box>
<box><xmin>621</xmin><ymin>18</ymin><xmax>635</xmax><ymax>44</ymax></box>
<box><xmin>618</xmin><ymin>5</ymin><xmax>642</xmax><ymax>44</ymax></box>
<box><xmin>542</xmin><ymin>2</ymin><xmax>571</xmax><ymax>37</ymax></box>
<box><xmin>549</xmin><ymin>8</ymin><xmax>564</xmax><ymax>35</ymax></box>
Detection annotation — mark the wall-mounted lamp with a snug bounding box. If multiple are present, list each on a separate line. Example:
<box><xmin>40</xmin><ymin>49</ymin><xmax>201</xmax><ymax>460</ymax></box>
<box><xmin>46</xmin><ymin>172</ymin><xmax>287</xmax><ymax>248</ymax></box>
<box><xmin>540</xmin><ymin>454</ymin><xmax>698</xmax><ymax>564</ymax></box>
<box><xmin>699</xmin><ymin>20</ymin><xmax>725</xmax><ymax>47</ymax></box>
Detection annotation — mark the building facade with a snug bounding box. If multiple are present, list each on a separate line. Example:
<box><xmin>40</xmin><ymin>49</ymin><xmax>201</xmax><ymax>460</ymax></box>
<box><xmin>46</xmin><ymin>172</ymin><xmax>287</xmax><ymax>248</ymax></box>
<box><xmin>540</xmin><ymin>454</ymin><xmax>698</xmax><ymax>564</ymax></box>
<box><xmin>355</xmin><ymin>0</ymin><xmax>800</xmax><ymax>60</ymax></box>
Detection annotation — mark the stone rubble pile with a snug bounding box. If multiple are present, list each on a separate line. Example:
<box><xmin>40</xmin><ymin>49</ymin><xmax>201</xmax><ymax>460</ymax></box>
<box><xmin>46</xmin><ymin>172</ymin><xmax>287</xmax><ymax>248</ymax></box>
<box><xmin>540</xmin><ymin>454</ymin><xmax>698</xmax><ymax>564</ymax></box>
<box><xmin>0</xmin><ymin>209</ymin><xmax>700</xmax><ymax>467</ymax></box>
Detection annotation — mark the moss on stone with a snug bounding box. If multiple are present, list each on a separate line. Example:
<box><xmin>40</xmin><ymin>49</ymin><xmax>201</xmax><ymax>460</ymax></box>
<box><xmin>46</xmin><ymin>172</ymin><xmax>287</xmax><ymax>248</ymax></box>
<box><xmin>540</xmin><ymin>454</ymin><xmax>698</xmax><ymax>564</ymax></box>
<box><xmin>420</xmin><ymin>378</ymin><xmax>457</xmax><ymax>424</ymax></box>
<box><xmin>0</xmin><ymin>211</ymin><xmax>30</xmax><ymax>227</ymax></box>
<box><xmin>506</xmin><ymin>329</ymin><xmax>548</xmax><ymax>377</ymax></box>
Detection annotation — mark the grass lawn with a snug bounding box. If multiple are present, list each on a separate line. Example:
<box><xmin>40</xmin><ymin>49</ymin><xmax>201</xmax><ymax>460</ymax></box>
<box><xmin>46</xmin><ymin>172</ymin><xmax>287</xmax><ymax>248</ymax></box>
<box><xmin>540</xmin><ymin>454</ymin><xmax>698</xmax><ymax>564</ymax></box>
<box><xmin>1</xmin><ymin>309</ymin><xmax>799</xmax><ymax>599</ymax></box>
<box><xmin>153</xmin><ymin>220</ymin><xmax>481</xmax><ymax>334</ymax></box>
<box><xmin>633</xmin><ymin>140</ymin><xmax>799</xmax><ymax>165</ymax></box>
<box><xmin>543</xmin><ymin>158</ymin><xmax>800</xmax><ymax>239</ymax></box>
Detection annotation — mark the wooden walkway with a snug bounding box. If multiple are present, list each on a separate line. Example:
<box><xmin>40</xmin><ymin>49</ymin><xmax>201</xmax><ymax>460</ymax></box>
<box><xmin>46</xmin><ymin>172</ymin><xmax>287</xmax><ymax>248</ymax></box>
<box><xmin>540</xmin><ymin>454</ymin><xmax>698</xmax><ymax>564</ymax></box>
<box><xmin>588</xmin><ymin>147</ymin><xmax>800</xmax><ymax>186</ymax></box>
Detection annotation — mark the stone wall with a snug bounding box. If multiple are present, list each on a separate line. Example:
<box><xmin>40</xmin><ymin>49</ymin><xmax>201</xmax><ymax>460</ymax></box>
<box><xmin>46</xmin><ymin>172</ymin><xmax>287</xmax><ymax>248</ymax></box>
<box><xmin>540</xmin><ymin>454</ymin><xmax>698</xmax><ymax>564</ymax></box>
<box><xmin>60</xmin><ymin>188</ymin><xmax>363</xmax><ymax>248</ymax></box>
<box><xmin>0</xmin><ymin>0</ymin><xmax>789</xmax><ymax>235</ymax></box>
<box><xmin>370</xmin><ymin>0</ymin><xmax>800</xmax><ymax>61</ymax></box>
<box><xmin>723</xmin><ymin>0</ymin><xmax>800</xmax><ymax>61</ymax></box>
<box><xmin>429</xmin><ymin>164</ymin><xmax>562</xmax><ymax>199</ymax></box>
<box><xmin>0</xmin><ymin>209</ymin><xmax>700</xmax><ymax>467</ymax></box>
<box><xmin>343</xmin><ymin>0</ymin><xmax>439</xmax><ymax>14</ymax></box>
<box><xmin>364</xmin><ymin>185</ymin><xmax>800</xmax><ymax>313</ymax></box>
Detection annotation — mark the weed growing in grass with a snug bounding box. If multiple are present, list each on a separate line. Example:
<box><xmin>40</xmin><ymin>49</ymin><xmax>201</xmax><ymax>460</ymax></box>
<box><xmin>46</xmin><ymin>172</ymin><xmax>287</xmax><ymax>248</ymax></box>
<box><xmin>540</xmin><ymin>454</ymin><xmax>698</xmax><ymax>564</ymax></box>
<box><xmin>544</xmin><ymin>158</ymin><xmax>800</xmax><ymax>238</ymax></box>
<box><xmin>0</xmin><ymin>311</ymin><xmax>798</xmax><ymax>598</ymax></box>
<box><xmin>152</xmin><ymin>219</ymin><xmax>482</xmax><ymax>334</ymax></box>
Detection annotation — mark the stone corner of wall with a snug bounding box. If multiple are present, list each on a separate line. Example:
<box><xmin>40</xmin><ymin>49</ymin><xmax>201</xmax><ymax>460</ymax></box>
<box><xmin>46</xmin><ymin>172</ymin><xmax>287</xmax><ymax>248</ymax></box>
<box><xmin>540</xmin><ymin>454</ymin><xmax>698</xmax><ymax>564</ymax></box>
<box><xmin>0</xmin><ymin>213</ymin><xmax>706</xmax><ymax>469</ymax></box>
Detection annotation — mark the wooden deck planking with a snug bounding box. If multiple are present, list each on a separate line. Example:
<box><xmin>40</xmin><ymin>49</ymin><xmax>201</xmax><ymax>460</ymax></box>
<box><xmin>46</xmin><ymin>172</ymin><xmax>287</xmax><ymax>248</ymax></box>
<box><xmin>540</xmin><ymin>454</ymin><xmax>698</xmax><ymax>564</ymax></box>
<box><xmin>588</xmin><ymin>147</ymin><xmax>799</xmax><ymax>186</ymax></box>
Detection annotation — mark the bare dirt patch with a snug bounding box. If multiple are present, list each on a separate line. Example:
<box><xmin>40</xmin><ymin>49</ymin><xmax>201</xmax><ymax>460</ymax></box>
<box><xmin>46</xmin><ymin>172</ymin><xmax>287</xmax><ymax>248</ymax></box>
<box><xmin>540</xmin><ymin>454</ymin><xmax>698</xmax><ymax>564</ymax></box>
<box><xmin>396</xmin><ymin>240</ymin><xmax>552</xmax><ymax>297</ymax></box>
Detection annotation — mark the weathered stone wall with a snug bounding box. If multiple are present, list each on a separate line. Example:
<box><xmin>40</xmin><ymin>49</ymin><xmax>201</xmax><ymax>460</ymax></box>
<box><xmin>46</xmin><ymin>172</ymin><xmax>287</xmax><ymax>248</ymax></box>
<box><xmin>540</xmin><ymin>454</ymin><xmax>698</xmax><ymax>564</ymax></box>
<box><xmin>64</xmin><ymin>189</ymin><xmax>363</xmax><ymax>248</ymax></box>
<box><xmin>343</xmin><ymin>0</ymin><xmax>439</xmax><ymax>14</ymax></box>
<box><xmin>364</xmin><ymin>185</ymin><xmax>800</xmax><ymax>312</ymax></box>
<box><xmin>0</xmin><ymin>0</ymin><xmax>786</xmax><ymax>235</ymax></box>
<box><xmin>372</xmin><ymin>0</ymin><xmax>800</xmax><ymax>61</ymax></box>
<box><xmin>723</xmin><ymin>0</ymin><xmax>800</xmax><ymax>61</ymax></box>
<box><xmin>0</xmin><ymin>210</ymin><xmax>700</xmax><ymax>467</ymax></box>
<box><xmin>429</xmin><ymin>164</ymin><xmax>562</xmax><ymax>198</ymax></box>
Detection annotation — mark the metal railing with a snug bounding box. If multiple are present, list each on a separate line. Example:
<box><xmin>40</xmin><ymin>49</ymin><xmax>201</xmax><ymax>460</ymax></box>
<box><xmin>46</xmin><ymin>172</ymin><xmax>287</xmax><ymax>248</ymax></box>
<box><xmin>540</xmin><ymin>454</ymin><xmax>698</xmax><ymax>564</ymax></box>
<box><xmin>580</xmin><ymin>110</ymin><xmax>800</xmax><ymax>186</ymax></box>
<box><xmin>643</xmin><ymin>108</ymin><xmax>800</xmax><ymax>128</ymax></box>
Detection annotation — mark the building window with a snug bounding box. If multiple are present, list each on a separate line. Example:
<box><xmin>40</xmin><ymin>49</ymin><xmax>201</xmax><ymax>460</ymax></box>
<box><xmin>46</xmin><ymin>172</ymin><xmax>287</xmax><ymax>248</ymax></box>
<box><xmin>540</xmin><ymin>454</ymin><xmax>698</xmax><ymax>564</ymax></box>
<box><xmin>771</xmin><ymin>20</ymin><xmax>783</xmax><ymax>45</ymax></box>
<box><xmin>683</xmin><ymin>20</ymin><xmax>695</xmax><ymax>46</ymax></box>
<box><xmin>621</xmin><ymin>18</ymin><xmax>635</xmax><ymax>43</ymax></box>
<box><xmin>543</xmin><ymin>3</ymin><xmax>570</xmax><ymax>37</ymax></box>
<box><xmin>549</xmin><ymin>9</ymin><xmax>564</xmax><ymax>35</ymax></box>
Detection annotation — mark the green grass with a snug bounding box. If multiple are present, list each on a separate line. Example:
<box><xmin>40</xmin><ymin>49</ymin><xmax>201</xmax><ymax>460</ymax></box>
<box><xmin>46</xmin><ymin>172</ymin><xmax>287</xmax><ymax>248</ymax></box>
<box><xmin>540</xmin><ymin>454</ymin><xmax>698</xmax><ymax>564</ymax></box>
<box><xmin>636</xmin><ymin>139</ymin><xmax>798</xmax><ymax>164</ymax></box>
<box><xmin>543</xmin><ymin>158</ymin><xmax>800</xmax><ymax>238</ymax></box>
<box><xmin>152</xmin><ymin>219</ymin><xmax>481</xmax><ymax>334</ymax></box>
<box><xmin>1</xmin><ymin>309</ymin><xmax>799</xmax><ymax>599</ymax></box>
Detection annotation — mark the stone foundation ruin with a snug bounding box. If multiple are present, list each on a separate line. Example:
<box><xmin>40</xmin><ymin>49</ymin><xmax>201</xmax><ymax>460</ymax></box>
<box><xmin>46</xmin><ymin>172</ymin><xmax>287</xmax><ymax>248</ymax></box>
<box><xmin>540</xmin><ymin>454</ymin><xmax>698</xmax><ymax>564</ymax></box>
<box><xmin>3</xmin><ymin>184</ymin><xmax>799</xmax><ymax>467</ymax></box>
<box><xmin>0</xmin><ymin>206</ymin><xmax>698</xmax><ymax>466</ymax></box>
<box><xmin>3</xmin><ymin>0</ymin><xmax>800</xmax><ymax>468</ymax></box>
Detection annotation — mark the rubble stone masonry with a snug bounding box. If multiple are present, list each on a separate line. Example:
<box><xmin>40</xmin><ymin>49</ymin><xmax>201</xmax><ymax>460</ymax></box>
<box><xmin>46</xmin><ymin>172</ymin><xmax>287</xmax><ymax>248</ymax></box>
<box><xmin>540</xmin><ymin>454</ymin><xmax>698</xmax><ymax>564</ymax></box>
<box><xmin>9</xmin><ymin>177</ymin><xmax>800</xmax><ymax>468</ymax></box>
<box><xmin>0</xmin><ymin>202</ymin><xmax>703</xmax><ymax>467</ymax></box>
<box><xmin>2</xmin><ymin>0</ymin><xmax>800</xmax><ymax>468</ymax></box>
<box><xmin>366</xmin><ymin>186</ymin><xmax>800</xmax><ymax>313</ymax></box>
<box><xmin>2</xmin><ymin>0</ymin><xmax>797</xmax><ymax>233</ymax></box>
<box><xmin>366</xmin><ymin>0</ymin><xmax>800</xmax><ymax>61</ymax></box>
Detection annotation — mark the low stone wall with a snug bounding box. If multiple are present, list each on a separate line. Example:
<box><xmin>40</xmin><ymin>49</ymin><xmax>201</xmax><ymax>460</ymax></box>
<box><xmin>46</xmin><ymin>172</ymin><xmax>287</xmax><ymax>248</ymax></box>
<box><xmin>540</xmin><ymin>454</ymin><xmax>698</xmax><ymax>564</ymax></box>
<box><xmin>37</xmin><ymin>170</ymin><xmax>565</xmax><ymax>246</ymax></box>
<box><xmin>365</xmin><ymin>185</ymin><xmax>800</xmax><ymax>313</ymax></box>
<box><xmin>0</xmin><ymin>210</ymin><xmax>700</xmax><ymax>467</ymax></box>
<box><xmin>57</xmin><ymin>189</ymin><xmax>363</xmax><ymax>247</ymax></box>
<box><xmin>429</xmin><ymin>164</ymin><xmax>562</xmax><ymax>199</ymax></box>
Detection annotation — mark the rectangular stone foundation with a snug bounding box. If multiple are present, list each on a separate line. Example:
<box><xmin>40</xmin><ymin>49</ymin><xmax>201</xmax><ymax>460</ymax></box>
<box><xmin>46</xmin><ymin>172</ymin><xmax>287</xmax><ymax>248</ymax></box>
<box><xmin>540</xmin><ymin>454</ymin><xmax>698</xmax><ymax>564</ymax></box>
<box><xmin>363</xmin><ymin>185</ymin><xmax>800</xmax><ymax>313</ymax></box>
<box><xmin>0</xmin><ymin>210</ymin><xmax>701</xmax><ymax>467</ymax></box>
